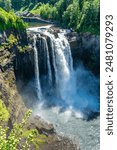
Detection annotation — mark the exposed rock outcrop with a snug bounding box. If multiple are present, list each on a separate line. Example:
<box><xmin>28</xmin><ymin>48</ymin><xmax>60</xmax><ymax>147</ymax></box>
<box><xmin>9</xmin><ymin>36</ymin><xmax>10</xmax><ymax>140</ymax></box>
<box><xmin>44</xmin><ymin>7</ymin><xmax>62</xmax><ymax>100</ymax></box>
<box><xmin>27</xmin><ymin>116</ymin><xmax>79</xmax><ymax>150</ymax></box>
<box><xmin>0</xmin><ymin>46</ymin><xmax>27</xmax><ymax>124</ymax></box>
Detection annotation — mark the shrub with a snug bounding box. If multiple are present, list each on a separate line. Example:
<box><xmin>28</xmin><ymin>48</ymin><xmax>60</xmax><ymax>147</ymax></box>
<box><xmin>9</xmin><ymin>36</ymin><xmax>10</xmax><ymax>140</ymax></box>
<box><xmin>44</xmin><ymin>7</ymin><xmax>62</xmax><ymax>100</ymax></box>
<box><xmin>31</xmin><ymin>3</ymin><xmax>59</xmax><ymax>20</ymax></box>
<box><xmin>0</xmin><ymin>99</ymin><xmax>10</xmax><ymax>122</ymax></box>
<box><xmin>0</xmin><ymin>99</ymin><xmax>45</xmax><ymax>150</ymax></box>
<box><xmin>7</xmin><ymin>34</ymin><xmax>18</xmax><ymax>46</ymax></box>
<box><xmin>0</xmin><ymin>8</ymin><xmax>27</xmax><ymax>31</ymax></box>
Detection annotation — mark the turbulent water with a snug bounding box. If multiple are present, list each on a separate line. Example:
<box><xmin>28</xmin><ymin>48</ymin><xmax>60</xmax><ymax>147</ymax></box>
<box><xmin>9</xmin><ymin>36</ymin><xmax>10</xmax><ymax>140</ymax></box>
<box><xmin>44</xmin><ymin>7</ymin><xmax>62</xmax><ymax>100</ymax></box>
<box><xmin>35</xmin><ymin>106</ymin><xmax>100</xmax><ymax>150</ymax></box>
<box><xmin>28</xmin><ymin>26</ymin><xmax>100</xmax><ymax>150</ymax></box>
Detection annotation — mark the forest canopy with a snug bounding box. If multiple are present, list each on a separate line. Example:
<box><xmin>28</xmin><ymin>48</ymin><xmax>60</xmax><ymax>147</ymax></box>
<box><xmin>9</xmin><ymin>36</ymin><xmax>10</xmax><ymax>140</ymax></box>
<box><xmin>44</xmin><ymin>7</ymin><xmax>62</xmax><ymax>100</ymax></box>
<box><xmin>0</xmin><ymin>8</ymin><xmax>27</xmax><ymax>31</ymax></box>
<box><xmin>0</xmin><ymin>0</ymin><xmax>100</xmax><ymax>34</ymax></box>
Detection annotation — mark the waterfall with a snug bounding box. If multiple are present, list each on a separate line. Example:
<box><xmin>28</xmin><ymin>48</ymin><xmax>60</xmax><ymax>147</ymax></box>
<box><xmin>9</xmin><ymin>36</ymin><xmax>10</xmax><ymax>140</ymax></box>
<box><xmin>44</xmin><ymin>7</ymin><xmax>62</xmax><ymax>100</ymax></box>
<box><xmin>30</xmin><ymin>26</ymin><xmax>99</xmax><ymax>119</ymax></box>
<box><xmin>43</xmin><ymin>31</ymin><xmax>73</xmax><ymax>100</ymax></box>
<box><xmin>33</xmin><ymin>35</ymin><xmax>42</xmax><ymax>100</ymax></box>
<box><xmin>32</xmin><ymin>30</ymin><xmax>73</xmax><ymax>101</ymax></box>
<box><xmin>51</xmin><ymin>34</ymin><xmax>73</xmax><ymax>99</ymax></box>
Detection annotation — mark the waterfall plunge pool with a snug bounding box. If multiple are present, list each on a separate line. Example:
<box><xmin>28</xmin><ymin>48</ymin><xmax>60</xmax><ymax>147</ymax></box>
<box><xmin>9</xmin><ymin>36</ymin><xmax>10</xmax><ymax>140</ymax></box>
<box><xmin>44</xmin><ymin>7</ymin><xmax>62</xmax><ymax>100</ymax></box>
<box><xmin>34</xmin><ymin>105</ymin><xmax>100</xmax><ymax>150</ymax></box>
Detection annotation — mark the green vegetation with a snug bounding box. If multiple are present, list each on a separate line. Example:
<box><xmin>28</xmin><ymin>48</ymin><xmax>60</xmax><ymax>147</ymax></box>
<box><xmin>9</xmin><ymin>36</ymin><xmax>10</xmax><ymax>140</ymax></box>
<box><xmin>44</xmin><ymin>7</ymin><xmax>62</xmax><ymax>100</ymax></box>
<box><xmin>0</xmin><ymin>0</ymin><xmax>99</xmax><ymax>34</ymax></box>
<box><xmin>31</xmin><ymin>3</ymin><xmax>59</xmax><ymax>20</ymax></box>
<box><xmin>8</xmin><ymin>0</ymin><xmax>99</xmax><ymax>35</ymax></box>
<box><xmin>6</xmin><ymin>34</ymin><xmax>18</xmax><ymax>46</ymax></box>
<box><xmin>0</xmin><ymin>8</ymin><xmax>27</xmax><ymax>31</ymax></box>
<box><xmin>0</xmin><ymin>0</ymin><xmax>12</xmax><ymax>12</ymax></box>
<box><xmin>0</xmin><ymin>99</ymin><xmax>45</xmax><ymax>150</ymax></box>
<box><xmin>17</xmin><ymin>45</ymin><xmax>29</xmax><ymax>53</ymax></box>
<box><xmin>0</xmin><ymin>8</ymin><xmax>28</xmax><ymax>52</ymax></box>
<box><xmin>0</xmin><ymin>99</ymin><xmax>10</xmax><ymax>122</ymax></box>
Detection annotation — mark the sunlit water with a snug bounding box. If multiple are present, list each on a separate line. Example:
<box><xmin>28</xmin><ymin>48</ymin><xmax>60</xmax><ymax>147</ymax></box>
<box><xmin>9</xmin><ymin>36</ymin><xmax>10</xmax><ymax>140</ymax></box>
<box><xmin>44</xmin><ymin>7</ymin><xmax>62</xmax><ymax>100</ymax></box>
<box><xmin>34</xmin><ymin>106</ymin><xmax>100</xmax><ymax>150</ymax></box>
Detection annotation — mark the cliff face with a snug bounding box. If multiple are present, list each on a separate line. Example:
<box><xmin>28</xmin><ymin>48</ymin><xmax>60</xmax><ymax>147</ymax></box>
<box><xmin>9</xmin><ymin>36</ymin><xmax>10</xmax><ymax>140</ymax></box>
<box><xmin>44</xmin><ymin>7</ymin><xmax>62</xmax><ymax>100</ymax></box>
<box><xmin>16</xmin><ymin>31</ymin><xmax>100</xmax><ymax>86</ymax></box>
<box><xmin>68</xmin><ymin>32</ymin><xmax>100</xmax><ymax>76</ymax></box>
<box><xmin>1</xmin><ymin>43</ymin><xmax>56</xmax><ymax>135</ymax></box>
<box><xmin>0</xmin><ymin>45</ymin><xmax>27</xmax><ymax>124</ymax></box>
<box><xmin>14</xmin><ymin>46</ymin><xmax>35</xmax><ymax>84</ymax></box>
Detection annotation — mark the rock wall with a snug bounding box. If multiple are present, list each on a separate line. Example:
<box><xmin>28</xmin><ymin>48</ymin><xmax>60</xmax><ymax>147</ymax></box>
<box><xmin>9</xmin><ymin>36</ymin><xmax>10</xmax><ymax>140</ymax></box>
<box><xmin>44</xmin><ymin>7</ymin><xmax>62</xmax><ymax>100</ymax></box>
<box><xmin>67</xmin><ymin>32</ymin><xmax>100</xmax><ymax>76</ymax></box>
<box><xmin>0</xmin><ymin>45</ymin><xmax>27</xmax><ymax>124</ymax></box>
<box><xmin>14</xmin><ymin>46</ymin><xmax>35</xmax><ymax>84</ymax></box>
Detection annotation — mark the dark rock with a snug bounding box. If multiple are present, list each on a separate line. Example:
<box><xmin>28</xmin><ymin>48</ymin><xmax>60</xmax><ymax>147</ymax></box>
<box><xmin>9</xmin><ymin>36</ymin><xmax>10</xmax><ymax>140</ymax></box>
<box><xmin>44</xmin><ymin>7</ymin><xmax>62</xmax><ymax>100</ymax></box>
<box><xmin>67</xmin><ymin>32</ymin><xmax>100</xmax><ymax>76</ymax></box>
<box><xmin>27</xmin><ymin>115</ymin><xmax>55</xmax><ymax>135</ymax></box>
<box><xmin>13</xmin><ymin>45</ymin><xmax>35</xmax><ymax>84</ymax></box>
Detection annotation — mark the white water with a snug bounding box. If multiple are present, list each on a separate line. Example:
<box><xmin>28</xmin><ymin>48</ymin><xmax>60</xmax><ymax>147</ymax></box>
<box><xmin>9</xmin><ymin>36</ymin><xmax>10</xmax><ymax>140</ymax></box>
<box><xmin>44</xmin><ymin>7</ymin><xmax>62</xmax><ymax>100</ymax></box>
<box><xmin>42</xmin><ymin>31</ymin><xmax>73</xmax><ymax>100</ymax></box>
<box><xmin>33</xmin><ymin>35</ymin><xmax>42</xmax><ymax>100</ymax></box>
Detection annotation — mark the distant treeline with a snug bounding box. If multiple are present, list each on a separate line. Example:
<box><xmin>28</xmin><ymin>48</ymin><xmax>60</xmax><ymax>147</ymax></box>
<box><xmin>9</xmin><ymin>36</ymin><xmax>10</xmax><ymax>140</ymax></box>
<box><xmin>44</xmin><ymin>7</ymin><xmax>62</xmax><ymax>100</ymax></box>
<box><xmin>0</xmin><ymin>0</ymin><xmax>100</xmax><ymax>34</ymax></box>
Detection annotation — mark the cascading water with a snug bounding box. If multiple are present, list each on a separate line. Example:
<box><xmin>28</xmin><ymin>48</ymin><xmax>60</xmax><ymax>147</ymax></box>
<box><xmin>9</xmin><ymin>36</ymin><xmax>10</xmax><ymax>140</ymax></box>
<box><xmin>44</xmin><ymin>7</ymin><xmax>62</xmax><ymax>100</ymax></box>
<box><xmin>33</xmin><ymin>35</ymin><xmax>42</xmax><ymax>100</ymax></box>
<box><xmin>31</xmin><ymin>28</ymin><xmax>99</xmax><ymax>116</ymax></box>
<box><xmin>32</xmin><ymin>29</ymin><xmax>74</xmax><ymax>102</ymax></box>
<box><xmin>40</xmin><ymin>31</ymin><xmax>73</xmax><ymax>102</ymax></box>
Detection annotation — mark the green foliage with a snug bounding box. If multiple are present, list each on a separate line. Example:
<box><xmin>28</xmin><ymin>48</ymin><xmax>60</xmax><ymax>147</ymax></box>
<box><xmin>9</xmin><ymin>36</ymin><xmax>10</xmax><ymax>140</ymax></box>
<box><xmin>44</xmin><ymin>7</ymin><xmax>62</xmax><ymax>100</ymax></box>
<box><xmin>0</xmin><ymin>8</ymin><xmax>27</xmax><ymax>31</ymax></box>
<box><xmin>62</xmin><ymin>0</ymin><xmax>100</xmax><ymax>34</ymax></box>
<box><xmin>0</xmin><ymin>0</ymin><xmax>12</xmax><ymax>12</ymax></box>
<box><xmin>31</xmin><ymin>3</ymin><xmax>59</xmax><ymax>20</ymax></box>
<box><xmin>0</xmin><ymin>100</ymin><xmax>45</xmax><ymax>150</ymax></box>
<box><xmin>0</xmin><ymin>99</ymin><xmax>10</xmax><ymax>122</ymax></box>
<box><xmin>7</xmin><ymin>34</ymin><xmax>18</xmax><ymax>46</ymax></box>
<box><xmin>4</xmin><ymin>0</ymin><xmax>12</xmax><ymax>12</ymax></box>
<box><xmin>77</xmin><ymin>0</ymin><xmax>100</xmax><ymax>34</ymax></box>
<box><xmin>62</xmin><ymin>1</ymin><xmax>79</xmax><ymax>29</ymax></box>
<box><xmin>0</xmin><ymin>0</ymin><xmax>100</xmax><ymax>34</ymax></box>
<box><xmin>17</xmin><ymin>45</ymin><xmax>29</xmax><ymax>53</ymax></box>
<box><xmin>30</xmin><ymin>0</ymin><xmax>99</xmax><ymax>34</ymax></box>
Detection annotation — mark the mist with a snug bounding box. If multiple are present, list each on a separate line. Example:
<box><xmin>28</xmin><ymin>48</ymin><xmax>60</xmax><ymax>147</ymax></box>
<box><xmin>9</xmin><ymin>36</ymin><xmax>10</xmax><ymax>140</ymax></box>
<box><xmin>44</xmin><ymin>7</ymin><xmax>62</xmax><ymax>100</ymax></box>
<box><xmin>39</xmin><ymin>63</ymin><xmax>100</xmax><ymax>120</ymax></box>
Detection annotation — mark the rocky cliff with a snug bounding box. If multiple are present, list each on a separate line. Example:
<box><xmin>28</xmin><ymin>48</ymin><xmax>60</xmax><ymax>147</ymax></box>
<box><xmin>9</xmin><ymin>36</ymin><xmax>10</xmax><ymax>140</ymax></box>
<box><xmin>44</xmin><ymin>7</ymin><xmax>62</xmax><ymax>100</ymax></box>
<box><xmin>67</xmin><ymin>32</ymin><xmax>100</xmax><ymax>76</ymax></box>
